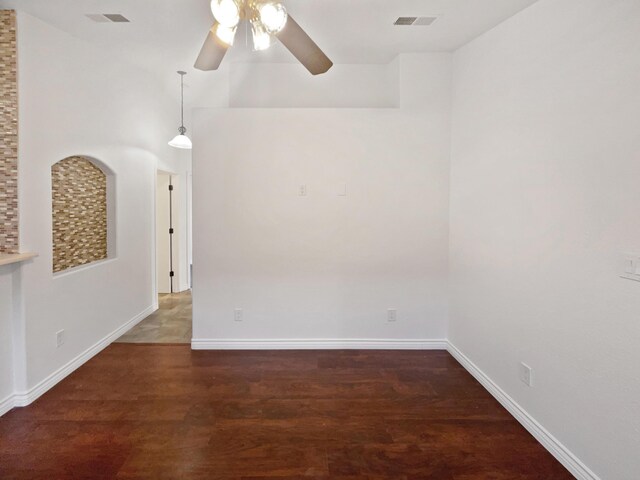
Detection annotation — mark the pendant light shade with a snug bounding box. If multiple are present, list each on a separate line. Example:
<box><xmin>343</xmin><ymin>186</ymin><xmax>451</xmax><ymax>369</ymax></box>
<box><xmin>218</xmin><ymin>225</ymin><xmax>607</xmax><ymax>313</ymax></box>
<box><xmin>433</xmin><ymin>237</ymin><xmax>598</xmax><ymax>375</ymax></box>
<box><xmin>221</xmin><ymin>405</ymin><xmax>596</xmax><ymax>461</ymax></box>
<box><xmin>169</xmin><ymin>71</ymin><xmax>192</xmax><ymax>150</ymax></box>
<box><xmin>168</xmin><ymin>133</ymin><xmax>193</xmax><ymax>149</ymax></box>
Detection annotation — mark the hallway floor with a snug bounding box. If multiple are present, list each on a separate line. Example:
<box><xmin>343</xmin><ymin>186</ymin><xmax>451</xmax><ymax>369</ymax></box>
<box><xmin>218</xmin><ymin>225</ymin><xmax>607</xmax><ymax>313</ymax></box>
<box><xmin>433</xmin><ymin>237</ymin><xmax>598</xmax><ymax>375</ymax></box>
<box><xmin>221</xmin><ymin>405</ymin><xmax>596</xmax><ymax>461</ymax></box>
<box><xmin>117</xmin><ymin>291</ymin><xmax>191</xmax><ymax>344</ymax></box>
<box><xmin>0</xmin><ymin>346</ymin><xmax>572</xmax><ymax>479</ymax></box>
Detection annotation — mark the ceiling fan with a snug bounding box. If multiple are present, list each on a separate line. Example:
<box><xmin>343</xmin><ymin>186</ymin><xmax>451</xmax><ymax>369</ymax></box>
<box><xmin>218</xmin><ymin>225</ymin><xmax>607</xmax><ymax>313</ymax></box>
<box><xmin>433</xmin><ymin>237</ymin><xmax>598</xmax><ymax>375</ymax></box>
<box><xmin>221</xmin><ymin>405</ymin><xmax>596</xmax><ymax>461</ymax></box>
<box><xmin>194</xmin><ymin>0</ymin><xmax>333</xmax><ymax>75</ymax></box>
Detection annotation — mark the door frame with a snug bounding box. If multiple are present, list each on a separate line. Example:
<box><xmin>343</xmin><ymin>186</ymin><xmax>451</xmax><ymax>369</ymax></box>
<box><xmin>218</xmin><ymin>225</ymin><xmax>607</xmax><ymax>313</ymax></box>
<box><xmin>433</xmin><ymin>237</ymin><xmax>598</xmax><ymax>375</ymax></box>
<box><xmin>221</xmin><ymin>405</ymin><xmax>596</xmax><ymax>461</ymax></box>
<box><xmin>152</xmin><ymin>168</ymin><xmax>179</xmax><ymax>305</ymax></box>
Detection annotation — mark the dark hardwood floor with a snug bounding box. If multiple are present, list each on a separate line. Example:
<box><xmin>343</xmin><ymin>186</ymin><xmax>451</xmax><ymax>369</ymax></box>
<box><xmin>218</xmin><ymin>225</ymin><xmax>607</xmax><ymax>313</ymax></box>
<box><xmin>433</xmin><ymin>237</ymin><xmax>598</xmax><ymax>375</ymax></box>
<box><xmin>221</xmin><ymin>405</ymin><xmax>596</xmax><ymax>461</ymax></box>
<box><xmin>0</xmin><ymin>346</ymin><xmax>573</xmax><ymax>479</ymax></box>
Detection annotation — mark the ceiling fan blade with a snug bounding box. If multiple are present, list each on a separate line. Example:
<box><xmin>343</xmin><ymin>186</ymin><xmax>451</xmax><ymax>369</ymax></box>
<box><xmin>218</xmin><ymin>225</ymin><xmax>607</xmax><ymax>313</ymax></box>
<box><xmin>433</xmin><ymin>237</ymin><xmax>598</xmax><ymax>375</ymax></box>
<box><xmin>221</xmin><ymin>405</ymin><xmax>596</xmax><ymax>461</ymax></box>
<box><xmin>194</xmin><ymin>26</ymin><xmax>228</xmax><ymax>71</ymax></box>
<box><xmin>276</xmin><ymin>15</ymin><xmax>333</xmax><ymax>75</ymax></box>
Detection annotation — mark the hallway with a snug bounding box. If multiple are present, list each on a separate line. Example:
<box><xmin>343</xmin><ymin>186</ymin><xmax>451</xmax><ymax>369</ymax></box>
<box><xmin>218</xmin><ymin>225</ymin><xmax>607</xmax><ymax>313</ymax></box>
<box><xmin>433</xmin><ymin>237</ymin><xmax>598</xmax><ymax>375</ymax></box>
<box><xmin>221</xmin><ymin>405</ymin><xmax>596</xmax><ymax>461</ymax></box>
<box><xmin>117</xmin><ymin>291</ymin><xmax>191</xmax><ymax>344</ymax></box>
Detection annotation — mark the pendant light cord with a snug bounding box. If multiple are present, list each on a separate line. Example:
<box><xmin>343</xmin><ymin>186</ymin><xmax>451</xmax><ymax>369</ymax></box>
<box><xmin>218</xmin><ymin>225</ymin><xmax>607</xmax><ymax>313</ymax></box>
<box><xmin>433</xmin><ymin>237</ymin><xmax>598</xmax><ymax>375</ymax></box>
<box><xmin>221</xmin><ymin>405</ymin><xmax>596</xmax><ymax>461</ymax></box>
<box><xmin>168</xmin><ymin>70</ymin><xmax>192</xmax><ymax>149</ymax></box>
<box><xmin>181</xmin><ymin>73</ymin><xmax>184</xmax><ymax>129</ymax></box>
<box><xmin>178</xmin><ymin>71</ymin><xmax>187</xmax><ymax>135</ymax></box>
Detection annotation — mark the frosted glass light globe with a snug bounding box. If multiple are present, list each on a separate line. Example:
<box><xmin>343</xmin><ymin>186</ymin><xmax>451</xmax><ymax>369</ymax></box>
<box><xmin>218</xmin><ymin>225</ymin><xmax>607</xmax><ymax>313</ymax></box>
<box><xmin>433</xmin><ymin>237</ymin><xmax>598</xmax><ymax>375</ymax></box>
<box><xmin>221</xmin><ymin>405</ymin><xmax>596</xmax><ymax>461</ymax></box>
<box><xmin>251</xmin><ymin>21</ymin><xmax>273</xmax><ymax>51</ymax></box>
<box><xmin>211</xmin><ymin>0</ymin><xmax>240</xmax><ymax>28</ymax></box>
<box><xmin>259</xmin><ymin>3</ymin><xmax>287</xmax><ymax>33</ymax></box>
<box><xmin>168</xmin><ymin>134</ymin><xmax>192</xmax><ymax>150</ymax></box>
<box><xmin>215</xmin><ymin>24</ymin><xmax>237</xmax><ymax>45</ymax></box>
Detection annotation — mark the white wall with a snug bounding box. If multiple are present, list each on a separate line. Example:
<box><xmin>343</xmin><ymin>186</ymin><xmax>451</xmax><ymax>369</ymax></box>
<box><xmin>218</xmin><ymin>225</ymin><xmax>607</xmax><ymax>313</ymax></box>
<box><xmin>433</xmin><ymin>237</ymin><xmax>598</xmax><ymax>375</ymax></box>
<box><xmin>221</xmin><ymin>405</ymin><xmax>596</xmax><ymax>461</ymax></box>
<box><xmin>449</xmin><ymin>1</ymin><xmax>640</xmax><ymax>479</ymax></box>
<box><xmin>192</xmin><ymin>55</ymin><xmax>451</xmax><ymax>345</ymax></box>
<box><xmin>228</xmin><ymin>62</ymin><xmax>398</xmax><ymax>108</ymax></box>
<box><xmin>187</xmin><ymin>60</ymin><xmax>401</xmax><ymax>109</ymax></box>
<box><xmin>0</xmin><ymin>266</ymin><xmax>17</xmax><ymax>411</ymax></box>
<box><xmin>11</xmin><ymin>12</ymin><xmax>190</xmax><ymax>396</ymax></box>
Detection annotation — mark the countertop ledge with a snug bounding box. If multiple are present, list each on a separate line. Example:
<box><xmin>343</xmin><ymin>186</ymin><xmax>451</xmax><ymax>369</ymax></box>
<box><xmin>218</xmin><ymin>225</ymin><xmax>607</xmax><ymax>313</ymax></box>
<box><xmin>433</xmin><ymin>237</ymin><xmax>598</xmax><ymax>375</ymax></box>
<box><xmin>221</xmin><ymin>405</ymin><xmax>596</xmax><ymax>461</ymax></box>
<box><xmin>0</xmin><ymin>252</ymin><xmax>38</xmax><ymax>267</ymax></box>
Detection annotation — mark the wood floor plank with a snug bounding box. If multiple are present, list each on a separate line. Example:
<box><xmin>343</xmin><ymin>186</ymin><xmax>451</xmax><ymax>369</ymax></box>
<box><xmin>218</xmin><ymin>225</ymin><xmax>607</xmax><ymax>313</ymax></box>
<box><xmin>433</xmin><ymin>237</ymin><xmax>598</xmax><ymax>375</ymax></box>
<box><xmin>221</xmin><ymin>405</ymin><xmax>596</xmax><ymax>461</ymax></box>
<box><xmin>0</xmin><ymin>346</ymin><xmax>573</xmax><ymax>479</ymax></box>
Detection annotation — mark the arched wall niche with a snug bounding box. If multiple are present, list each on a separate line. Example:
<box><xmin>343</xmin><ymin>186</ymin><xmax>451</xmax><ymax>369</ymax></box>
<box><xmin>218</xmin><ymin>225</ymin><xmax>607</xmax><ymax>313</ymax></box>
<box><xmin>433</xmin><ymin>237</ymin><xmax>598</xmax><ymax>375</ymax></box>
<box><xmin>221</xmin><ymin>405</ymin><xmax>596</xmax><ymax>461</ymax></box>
<box><xmin>51</xmin><ymin>155</ymin><xmax>116</xmax><ymax>273</ymax></box>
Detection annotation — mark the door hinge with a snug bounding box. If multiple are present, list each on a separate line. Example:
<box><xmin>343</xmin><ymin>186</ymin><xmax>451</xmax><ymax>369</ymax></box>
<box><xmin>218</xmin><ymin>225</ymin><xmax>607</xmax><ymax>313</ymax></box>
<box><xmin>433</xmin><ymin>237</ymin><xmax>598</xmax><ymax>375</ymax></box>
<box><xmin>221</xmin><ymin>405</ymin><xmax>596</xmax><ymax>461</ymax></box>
<box><xmin>169</xmin><ymin>271</ymin><xmax>175</xmax><ymax>277</ymax></box>
<box><xmin>169</xmin><ymin>228</ymin><xmax>174</xmax><ymax>234</ymax></box>
<box><xmin>168</xmin><ymin>184</ymin><xmax>174</xmax><ymax>191</ymax></box>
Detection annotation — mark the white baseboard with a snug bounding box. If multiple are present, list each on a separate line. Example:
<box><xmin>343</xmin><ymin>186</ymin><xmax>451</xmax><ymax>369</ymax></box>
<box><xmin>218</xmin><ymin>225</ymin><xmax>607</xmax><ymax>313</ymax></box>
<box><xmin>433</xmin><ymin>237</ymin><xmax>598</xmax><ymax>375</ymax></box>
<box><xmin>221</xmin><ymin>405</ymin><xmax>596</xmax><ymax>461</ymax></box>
<box><xmin>9</xmin><ymin>304</ymin><xmax>156</xmax><ymax>410</ymax></box>
<box><xmin>0</xmin><ymin>393</ymin><xmax>15</xmax><ymax>417</ymax></box>
<box><xmin>192</xmin><ymin>338</ymin><xmax>448</xmax><ymax>350</ymax></box>
<box><xmin>446</xmin><ymin>342</ymin><xmax>599</xmax><ymax>480</ymax></box>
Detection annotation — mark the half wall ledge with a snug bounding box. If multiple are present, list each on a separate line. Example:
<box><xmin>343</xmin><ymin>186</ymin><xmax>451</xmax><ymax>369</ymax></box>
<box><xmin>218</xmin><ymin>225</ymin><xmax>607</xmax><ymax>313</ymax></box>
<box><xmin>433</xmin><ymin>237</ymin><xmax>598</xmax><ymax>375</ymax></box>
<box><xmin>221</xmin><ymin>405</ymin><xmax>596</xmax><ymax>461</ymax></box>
<box><xmin>0</xmin><ymin>252</ymin><xmax>38</xmax><ymax>267</ymax></box>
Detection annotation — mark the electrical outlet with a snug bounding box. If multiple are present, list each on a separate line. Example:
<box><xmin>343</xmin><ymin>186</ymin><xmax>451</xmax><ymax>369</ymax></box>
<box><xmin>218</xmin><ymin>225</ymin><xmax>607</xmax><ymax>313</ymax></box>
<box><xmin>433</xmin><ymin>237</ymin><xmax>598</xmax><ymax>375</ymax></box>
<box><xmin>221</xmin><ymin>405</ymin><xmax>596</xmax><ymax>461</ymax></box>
<box><xmin>298</xmin><ymin>184</ymin><xmax>307</xmax><ymax>197</ymax></box>
<box><xmin>234</xmin><ymin>309</ymin><xmax>243</xmax><ymax>322</ymax></box>
<box><xmin>620</xmin><ymin>253</ymin><xmax>640</xmax><ymax>282</ymax></box>
<box><xmin>624</xmin><ymin>257</ymin><xmax>635</xmax><ymax>274</ymax></box>
<box><xmin>519</xmin><ymin>362</ymin><xmax>533</xmax><ymax>387</ymax></box>
<box><xmin>56</xmin><ymin>330</ymin><xmax>65</xmax><ymax>348</ymax></box>
<box><xmin>387</xmin><ymin>309</ymin><xmax>397</xmax><ymax>322</ymax></box>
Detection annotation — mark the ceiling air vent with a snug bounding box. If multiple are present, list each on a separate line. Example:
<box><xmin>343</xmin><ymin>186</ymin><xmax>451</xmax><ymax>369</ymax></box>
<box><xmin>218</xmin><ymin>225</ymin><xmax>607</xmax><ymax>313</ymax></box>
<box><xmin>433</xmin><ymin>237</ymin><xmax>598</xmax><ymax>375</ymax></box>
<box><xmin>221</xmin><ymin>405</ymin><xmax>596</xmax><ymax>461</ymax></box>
<box><xmin>85</xmin><ymin>14</ymin><xmax>109</xmax><ymax>23</ymax></box>
<box><xmin>414</xmin><ymin>16</ymin><xmax>438</xmax><ymax>26</ymax></box>
<box><xmin>103</xmin><ymin>14</ymin><xmax>130</xmax><ymax>23</ymax></box>
<box><xmin>394</xmin><ymin>17</ymin><xmax>418</xmax><ymax>26</ymax></box>
<box><xmin>86</xmin><ymin>13</ymin><xmax>131</xmax><ymax>23</ymax></box>
<box><xmin>394</xmin><ymin>16</ymin><xmax>439</xmax><ymax>26</ymax></box>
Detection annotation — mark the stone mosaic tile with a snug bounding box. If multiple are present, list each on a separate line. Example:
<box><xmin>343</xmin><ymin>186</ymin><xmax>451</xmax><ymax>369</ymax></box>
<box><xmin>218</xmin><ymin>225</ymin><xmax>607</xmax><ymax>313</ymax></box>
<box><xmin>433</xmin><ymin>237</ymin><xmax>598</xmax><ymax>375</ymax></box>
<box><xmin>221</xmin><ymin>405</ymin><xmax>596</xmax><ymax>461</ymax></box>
<box><xmin>52</xmin><ymin>156</ymin><xmax>107</xmax><ymax>272</ymax></box>
<box><xmin>0</xmin><ymin>10</ymin><xmax>18</xmax><ymax>254</ymax></box>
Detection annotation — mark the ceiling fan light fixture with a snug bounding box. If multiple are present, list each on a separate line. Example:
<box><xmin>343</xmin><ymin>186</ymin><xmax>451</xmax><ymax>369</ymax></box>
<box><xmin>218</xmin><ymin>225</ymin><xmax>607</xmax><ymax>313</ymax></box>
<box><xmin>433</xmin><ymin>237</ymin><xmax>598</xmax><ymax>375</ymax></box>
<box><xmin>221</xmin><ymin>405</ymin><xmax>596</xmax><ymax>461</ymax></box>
<box><xmin>251</xmin><ymin>20</ymin><xmax>273</xmax><ymax>51</ymax></box>
<box><xmin>259</xmin><ymin>3</ymin><xmax>287</xmax><ymax>33</ymax></box>
<box><xmin>195</xmin><ymin>1</ymin><xmax>333</xmax><ymax>75</ymax></box>
<box><xmin>215</xmin><ymin>23</ymin><xmax>237</xmax><ymax>45</ymax></box>
<box><xmin>210</xmin><ymin>0</ymin><xmax>240</xmax><ymax>28</ymax></box>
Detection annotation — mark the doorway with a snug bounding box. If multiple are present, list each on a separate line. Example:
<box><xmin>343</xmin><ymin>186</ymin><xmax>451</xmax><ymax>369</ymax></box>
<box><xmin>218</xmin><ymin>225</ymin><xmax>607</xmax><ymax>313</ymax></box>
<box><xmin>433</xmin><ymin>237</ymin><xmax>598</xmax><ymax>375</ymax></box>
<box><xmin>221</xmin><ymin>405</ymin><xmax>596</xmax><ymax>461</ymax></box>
<box><xmin>156</xmin><ymin>171</ymin><xmax>176</xmax><ymax>293</ymax></box>
<box><xmin>117</xmin><ymin>170</ymin><xmax>192</xmax><ymax>343</ymax></box>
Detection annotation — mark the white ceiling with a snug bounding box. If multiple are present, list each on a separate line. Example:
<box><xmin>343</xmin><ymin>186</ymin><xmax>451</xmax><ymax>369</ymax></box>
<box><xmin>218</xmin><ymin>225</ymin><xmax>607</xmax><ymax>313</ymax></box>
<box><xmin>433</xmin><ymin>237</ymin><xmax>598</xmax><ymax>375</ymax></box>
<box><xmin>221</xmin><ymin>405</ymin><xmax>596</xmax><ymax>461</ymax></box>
<box><xmin>0</xmin><ymin>0</ymin><xmax>538</xmax><ymax>103</ymax></box>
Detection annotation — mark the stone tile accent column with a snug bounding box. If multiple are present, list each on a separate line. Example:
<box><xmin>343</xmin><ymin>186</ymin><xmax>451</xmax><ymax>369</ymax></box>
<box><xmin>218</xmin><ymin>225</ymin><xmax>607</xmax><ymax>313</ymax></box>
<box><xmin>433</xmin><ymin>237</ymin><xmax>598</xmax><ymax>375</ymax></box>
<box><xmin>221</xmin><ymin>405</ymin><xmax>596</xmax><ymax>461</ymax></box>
<box><xmin>0</xmin><ymin>10</ymin><xmax>18</xmax><ymax>254</ymax></box>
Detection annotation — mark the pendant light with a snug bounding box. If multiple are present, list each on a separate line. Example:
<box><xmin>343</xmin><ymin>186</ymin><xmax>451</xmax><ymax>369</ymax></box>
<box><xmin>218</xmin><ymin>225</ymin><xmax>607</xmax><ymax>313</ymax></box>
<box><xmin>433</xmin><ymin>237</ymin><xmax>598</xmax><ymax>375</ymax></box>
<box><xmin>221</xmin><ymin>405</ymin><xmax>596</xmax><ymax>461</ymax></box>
<box><xmin>168</xmin><ymin>71</ymin><xmax>192</xmax><ymax>150</ymax></box>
